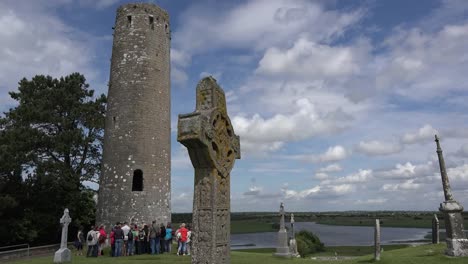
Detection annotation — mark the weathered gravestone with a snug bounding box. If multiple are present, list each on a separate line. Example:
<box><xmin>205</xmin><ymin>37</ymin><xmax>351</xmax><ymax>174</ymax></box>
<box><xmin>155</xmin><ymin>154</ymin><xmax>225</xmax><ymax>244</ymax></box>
<box><xmin>53</xmin><ymin>209</ymin><xmax>72</xmax><ymax>263</ymax></box>
<box><xmin>289</xmin><ymin>213</ymin><xmax>299</xmax><ymax>257</ymax></box>
<box><xmin>374</xmin><ymin>219</ymin><xmax>381</xmax><ymax>261</ymax></box>
<box><xmin>274</xmin><ymin>202</ymin><xmax>291</xmax><ymax>258</ymax></box>
<box><xmin>435</xmin><ymin>135</ymin><xmax>468</xmax><ymax>256</ymax></box>
<box><xmin>432</xmin><ymin>214</ymin><xmax>439</xmax><ymax>244</ymax></box>
<box><xmin>177</xmin><ymin>77</ymin><xmax>241</xmax><ymax>264</ymax></box>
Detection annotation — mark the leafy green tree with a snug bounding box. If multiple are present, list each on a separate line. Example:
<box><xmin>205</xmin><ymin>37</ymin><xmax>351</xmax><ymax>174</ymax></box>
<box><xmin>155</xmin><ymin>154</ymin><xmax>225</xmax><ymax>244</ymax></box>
<box><xmin>0</xmin><ymin>73</ymin><xmax>106</xmax><ymax>246</ymax></box>
<box><xmin>296</xmin><ymin>230</ymin><xmax>325</xmax><ymax>257</ymax></box>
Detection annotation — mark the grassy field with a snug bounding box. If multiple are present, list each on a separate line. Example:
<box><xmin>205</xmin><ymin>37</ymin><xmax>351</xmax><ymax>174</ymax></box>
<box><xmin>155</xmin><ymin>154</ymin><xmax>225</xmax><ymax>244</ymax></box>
<box><xmin>231</xmin><ymin>220</ymin><xmax>276</xmax><ymax>234</ymax></box>
<box><xmin>9</xmin><ymin>244</ymin><xmax>468</xmax><ymax>264</ymax></box>
<box><xmin>237</xmin><ymin>245</ymin><xmax>408</xmax><ymax>256</ymax></box>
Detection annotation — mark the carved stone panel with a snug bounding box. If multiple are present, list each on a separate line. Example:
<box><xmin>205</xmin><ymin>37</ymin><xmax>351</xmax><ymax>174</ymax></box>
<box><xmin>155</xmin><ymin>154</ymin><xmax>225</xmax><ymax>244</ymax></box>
<box><xmin>177</xmin><ymin>77</ymin><xmax>240</xmax><ymax>264</ymax></box>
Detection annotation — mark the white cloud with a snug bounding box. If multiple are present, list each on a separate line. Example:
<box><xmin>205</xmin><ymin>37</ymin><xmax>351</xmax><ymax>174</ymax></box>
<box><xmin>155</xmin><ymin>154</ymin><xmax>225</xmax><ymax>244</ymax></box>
<box><xmin>244</xmin><ymin>186</ymin><xmax>262</xmax><ymax>196</ymax></box>
<box><xmin>232</xmin><ymin>96</ymin><xmax>357</xmax><ymax>155</ymax></box>
<box><xmin>355</xmin><ymin>198</ymin><xmax>387</xmax><ymax>205</ymax></box>
<box><xmin>377</xmin><ymin>22</ymin><xmax>468</xmax><ymax>100</ymax></box>
<box><xmin>314</xmin><ymin>172</ymin><xmax>329</xmax><ymax>180</ymax></box>
<box><xmin>282</xmin><ymin>185</ymin><xmax>321</xmax><ymax>200</ymax></box>
<box><xmin>171</xmin><ymin>67</ymin><xmax>188</xmax><ymax>85</ymax></box>
<box><xmin>382</xmin><ymin>179</ymin><xmax>421</xmax><ymax>191</ymax></box>
<box><xmin>173</xmin><ymin>0</ymin><xmax>364</xmax><ymax>56</ymax></box>
<box><xmin>0</xmin><ymin>2</ymin><xmax>98</xmax><ymax>107</ymax></box>
<box><xmin>334</xmin><ymin>169</ymin><xmax>373</xmax><ymax>184</ymax></box>
<box><xmin>318</xmin><ymin>163</ymin><xmax>343</xmax><ymax>173</ymax></box>
<box><xmin>377</xmin><ymin>162</ymin><xmax>416</xmax><ymax>179</ymax></box>
<box><xmin>447</xmin><ymin>164</ymin><xmax>468</xmax><ymax>181</ymax></box>
<box><xmin>356</xmin><ymin>140</ymin><xmax>403</xmax><ymax>156</ymax></box>
<box><xmin>288</xmin><ymin>145</ymin><xmax>348</xmax><ymax>163</ymax></box>
<box><xmin>376</xmin><ymin>161</ymin><xmax>436</xmax><ymax>180</ymax></box>
<box><xmin>455</xmin><ymin>143</ymin><xmax>468</xmax><ymax>157</ymax></box>
<box><xmin>256</xmin><ymin>37</ymin><xmax>370</xmax><ymax>80</ymax></box>
<box><xmin>78</xmin><ymin>0</ymin><xmax>120</xmax><ymax>9</ymax></box>
<box><xmin>313</xmin><ymin>145</ymin><xmax>349</xmax><ymax>163</ymax></box>
<box><xmin>401</xmin><ymin>124</ymin><xmax>439</xmax><ymax>144</ymax></box>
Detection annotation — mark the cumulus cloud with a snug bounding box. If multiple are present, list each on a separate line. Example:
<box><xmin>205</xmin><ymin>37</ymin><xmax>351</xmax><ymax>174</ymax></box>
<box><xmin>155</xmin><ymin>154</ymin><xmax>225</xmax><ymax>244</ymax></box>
<box><xmin>313</xmin><ymin>146</ymin><xmax>349</xmax><ymax>163</ymax></box>
<box><xmin>447</xmin><ymin>164</ymin><xmax>468</xmax><ymax>181</ymax></box>
<box><xmin>377</xmin><ymin>21</ymin><xmax>468</xmax><ymax>100</ymax></box>
<box><xmin>314</xmin><ymin>172</ymin><xmax>329</xmax><ymax>180</ymax></box>
<box><xmin>455</xmin><ymin>144</ymin><xmax>468</xmax><ymax>157</ymax></box>
<box><xmin>0</xmin><ymin>3</ymin><xmax>97</xmax><ymax>106</ymax></box>
<box><xmin>355</xmin><ymin>198</ymin><xmax>387</xmax><ymax>205</ymax></box>
<box><xmin>334</xmin><ymin>169</ymin><xmax>373</xmax><ymax>184</ymax></box>
<box><xmin>376</xmin><ymin>161</ymin><xmax>435</xmax><ymax>180</ymax></box>
<box><xmin>256</xmin><ymin>37</ymin><xmax>370</xmax><ymax>80</ymax></box>
<box><xmin>356</xmin><ymin>140</ymin><xmax>403</xmax><ymax>156</ymax></box>
<box><xmin>382</xmin><ymin>179</ymin><xmax>421</xmax><ymax>191</ymax></box>
<box><xmin>78</xmin><ymin>0</ymin><xmax>120</xmax><ymax>9</ymax></box>
<box><xmin>244</xmin><ymin>186</ymin><xmax>262</xmax><ymax>196</ymax></box>
<box><xmin>232</xmin><ymin>96</ymin><xmax>357</xmax><ymax>155</ymax></box>
<box><xmin>318</xmin><ymin>163</ymin><xmax>343</xmax><ymax>173</ymax></box>
<box><xmin>401</xmin><ymin>124</ymin><xmax>439</xmax><ymax>144</ymax></box>
<box><xmin>173</xmin><ymin>0</ymin><xmax>364</xmax><ymax>57</ymax></box>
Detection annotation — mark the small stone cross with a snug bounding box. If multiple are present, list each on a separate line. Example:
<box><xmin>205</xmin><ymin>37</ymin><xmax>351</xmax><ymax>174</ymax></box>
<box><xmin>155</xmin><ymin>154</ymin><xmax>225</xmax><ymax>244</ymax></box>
<box><xmin>60</xmin><ymin>209</ymin><xmax>72</xmax><ymax>249</ymax></box>
<box><xmin>290</xmin><ymin>213</ymin><xmax>295</xmax><ymax>237</ymax></box>
<box><xmin>54</xmin><ymin>208</ymin><xmax>72</xmax><ymax>263</ymax></box>
<box><xmin>279</xmin><ymin>203</ymin><xmax>285</xmax><ymax>230</ymax></box>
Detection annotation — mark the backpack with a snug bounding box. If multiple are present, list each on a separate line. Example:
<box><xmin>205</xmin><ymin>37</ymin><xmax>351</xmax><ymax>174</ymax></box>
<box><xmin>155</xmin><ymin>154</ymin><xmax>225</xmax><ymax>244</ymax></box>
<box><xmin>139</xmin><ymin>230</ymin><xmax>146</xmax><ymax>240</ymax></box>
<box><xmin>87</xmin><ymin>232</ymin><xmax>93</xmax><ymax>241</ymax></box>
<box><xmin>128</xmin><ymin>230</ymin><xmax>134</xmax><ymax>241</ymax></box>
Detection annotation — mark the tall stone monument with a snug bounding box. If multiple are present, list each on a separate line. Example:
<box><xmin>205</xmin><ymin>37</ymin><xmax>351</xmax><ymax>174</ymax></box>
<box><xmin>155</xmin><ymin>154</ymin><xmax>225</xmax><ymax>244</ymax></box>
<box><xmin>274</xmin><ymin>202</ymin><xmax>291</xmax><ymax>258</ymax></box>
<box><xmin>289</xmin><ymin>213</ymin><xmax>299</xmax><ymax>257</ymax></box>
<box><xmin>177</xmin><ymin>77</ymin><xmax>241</xmax><ymax>264</ymax></box>
<box><xmin>432</xmin><ymin>214</ymin><xmax>439</xmax><ymax>244</ymax></box>
<box><xmin>53</xmin><ymin>209</ymin><xmax>72</xmax><ymax>263</ymax></box>
<box><xmin>96</xmin><ymin>3</ymin><xmax>171</xmax><ymax>228</ymax></box>
<box><xmin>374</xmin><ymin>219</ymin><xmax>381</xmax><ymax>261</ymax></box>
<box><xmin>435</xmin><ymin>135</ymin><xmax>468</xmax><ymax>256</ymax></box>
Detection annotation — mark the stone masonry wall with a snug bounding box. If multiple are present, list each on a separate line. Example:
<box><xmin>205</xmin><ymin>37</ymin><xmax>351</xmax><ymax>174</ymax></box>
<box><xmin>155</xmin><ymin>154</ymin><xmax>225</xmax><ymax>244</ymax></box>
<box><xmin>96</xmin><ymin>3</ymin><xmax>171</xmax><ymax>229</ymax></box>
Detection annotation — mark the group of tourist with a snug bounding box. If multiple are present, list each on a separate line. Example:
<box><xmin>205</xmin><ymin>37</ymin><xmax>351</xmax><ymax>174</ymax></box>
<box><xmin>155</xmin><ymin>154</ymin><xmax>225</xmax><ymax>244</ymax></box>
<box><xmin>75</xmin><ymin>222</ymin><xmax>192</xmax><ymax>257</ymax></box>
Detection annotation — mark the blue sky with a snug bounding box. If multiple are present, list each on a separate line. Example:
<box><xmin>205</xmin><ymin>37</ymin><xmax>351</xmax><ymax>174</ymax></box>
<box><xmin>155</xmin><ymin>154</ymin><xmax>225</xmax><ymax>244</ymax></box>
<box><xmin>1</xmin><ymin>0</ymin><xmax>468</xmax><ymax>212</ymax></box>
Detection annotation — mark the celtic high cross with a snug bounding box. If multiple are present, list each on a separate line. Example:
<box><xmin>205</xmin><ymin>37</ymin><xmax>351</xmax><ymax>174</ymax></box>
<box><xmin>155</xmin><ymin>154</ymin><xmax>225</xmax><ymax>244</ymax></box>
<box><xmin>178</xmin><ymin>77</ymin><xmax>241</xmax><ymax>264</ymax></box>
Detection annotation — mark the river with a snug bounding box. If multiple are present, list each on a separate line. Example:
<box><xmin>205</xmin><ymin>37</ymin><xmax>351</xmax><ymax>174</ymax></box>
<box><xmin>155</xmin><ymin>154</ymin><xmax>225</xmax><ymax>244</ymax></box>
<box><xmin>231</xmin><ymin>222</ymin><xmax>431</xmax><ymax>249</ymax></box>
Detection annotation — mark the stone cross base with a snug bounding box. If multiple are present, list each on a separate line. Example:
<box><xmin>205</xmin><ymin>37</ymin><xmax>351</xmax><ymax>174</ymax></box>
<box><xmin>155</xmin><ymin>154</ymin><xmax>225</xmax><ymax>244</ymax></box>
<box><xmin>289</xmin><ymin>238</ymin><xmax>299</xmax><ymax>257</ymax></box>
<box><xmin>445</xmin><ymin>239</ymin><xmax>468</xmax><ymax>257</ymax></box>
<box><xmin>274</xmin><ymin>230</ymin><xmax>290</xmax><ymax>258</ymax></box>
<box><xmin>53</xmin><ymin>248</ymin><xmax>71</xmax><ymax>263</ymax></box>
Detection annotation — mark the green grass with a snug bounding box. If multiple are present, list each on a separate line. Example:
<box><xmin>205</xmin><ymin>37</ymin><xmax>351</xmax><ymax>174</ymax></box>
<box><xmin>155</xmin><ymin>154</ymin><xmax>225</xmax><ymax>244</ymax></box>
<box><xmin>10</xmin><ymin>244</ymin><xmax>468</xmax><ymax>264</ymax></box>
<box><xmin>231</xmin><ymin>220</ymin><xmax>276</xmax><ymax>234</ymax></box>
<box><xmin>236</xmin><ymin>245</ymin><xmax>408</xmax><ymax>257</ymax></box>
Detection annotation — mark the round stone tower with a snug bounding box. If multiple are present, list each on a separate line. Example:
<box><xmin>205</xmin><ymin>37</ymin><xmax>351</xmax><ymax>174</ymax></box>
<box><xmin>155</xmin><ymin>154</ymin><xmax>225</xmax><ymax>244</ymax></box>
<box><xmin>96</xmin><ymin>3</ymin><xmax>171</xmax><ymax>229</ymax></box>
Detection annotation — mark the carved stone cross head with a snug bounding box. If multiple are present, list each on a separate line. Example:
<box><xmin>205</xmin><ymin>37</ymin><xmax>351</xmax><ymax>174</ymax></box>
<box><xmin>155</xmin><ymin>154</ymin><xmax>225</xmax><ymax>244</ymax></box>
<box><xmin>177</xmin><ymin>77</ymin><xmax>240</xmax><ymax>176</ymax></box>
<box><xmin>60</xmin><ymin>208</ymin><xmax>72</xmax><ymax>226</ymax></box>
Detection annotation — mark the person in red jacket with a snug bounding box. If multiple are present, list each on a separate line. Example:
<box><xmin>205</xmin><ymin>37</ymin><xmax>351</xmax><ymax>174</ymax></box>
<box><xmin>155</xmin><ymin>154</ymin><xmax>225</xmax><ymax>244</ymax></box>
<box><xmin>98</xmin><ymin>225</ymin><xmax>107</xmax><ymax>256</ymax></box>
<box><xmin>177</xmin><ymin>223</ymin><xmax>188</xmax><ymax>256</ymax></box>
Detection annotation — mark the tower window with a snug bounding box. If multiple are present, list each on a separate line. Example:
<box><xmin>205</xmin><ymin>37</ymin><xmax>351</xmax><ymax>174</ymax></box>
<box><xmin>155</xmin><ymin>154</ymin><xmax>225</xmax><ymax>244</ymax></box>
<box><xmin>127</xmin><ymin>15</ymin><xmax>132</xmax><ymax>27</ymax></box>
<box><xmin>113</xmin><ymin>116</ymin><xmax>119</xmax><ymax>129</ymax></box>
<box><xmin>132</xmin><ymin>169</ymin><xmax>143</xmax><ymax>191</ymax></box>
<box><xmin>149</xmin><ymin>16</ymin><xmax>154</xmax><ymax>30</ymax></box>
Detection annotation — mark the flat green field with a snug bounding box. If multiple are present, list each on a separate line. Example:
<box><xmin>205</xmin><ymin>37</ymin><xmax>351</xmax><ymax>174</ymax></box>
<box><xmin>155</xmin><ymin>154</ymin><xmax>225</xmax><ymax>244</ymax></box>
<box><xmin>231</xmin><ymin>220</ymin><xmax>276</xmax><ymax>234</ymax></box>
<box><xmin>237</xmin><ymin>245</ymin><xmax>408</xmax><ymax>256</ymax></box>
<box><xmin>315</xmin><ymin>215</ymin><xmax>468</xmax><ymax>229</ymax></box>
<box><xmin>9</xmin><ymin>244</ymin><xmax>468</xmax><ymax>264</ymax></box>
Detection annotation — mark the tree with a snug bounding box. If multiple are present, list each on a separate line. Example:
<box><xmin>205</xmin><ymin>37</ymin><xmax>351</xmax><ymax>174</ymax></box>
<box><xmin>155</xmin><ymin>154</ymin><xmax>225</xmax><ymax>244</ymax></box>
<box><xmin>295</xmin><ymin>230</ymin><xmax>325</xmax><ymax>258</ymax></box>
<box><xmin>0</xmin><ymin>73</ymin><xmax>106</xmax><ymax>246</ymax></box>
